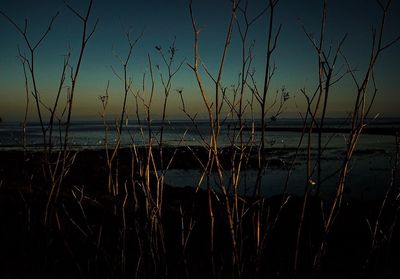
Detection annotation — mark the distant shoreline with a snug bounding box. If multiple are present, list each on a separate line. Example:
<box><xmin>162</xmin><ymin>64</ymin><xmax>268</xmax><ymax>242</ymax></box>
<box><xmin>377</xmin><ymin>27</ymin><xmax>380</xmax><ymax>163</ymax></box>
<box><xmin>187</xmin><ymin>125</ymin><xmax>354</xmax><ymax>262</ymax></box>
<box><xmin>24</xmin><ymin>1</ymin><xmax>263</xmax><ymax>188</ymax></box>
<box><xmin>243</xmin><ymin>126</ymin><xmax>400</xmax><ymax>136</ymax></box>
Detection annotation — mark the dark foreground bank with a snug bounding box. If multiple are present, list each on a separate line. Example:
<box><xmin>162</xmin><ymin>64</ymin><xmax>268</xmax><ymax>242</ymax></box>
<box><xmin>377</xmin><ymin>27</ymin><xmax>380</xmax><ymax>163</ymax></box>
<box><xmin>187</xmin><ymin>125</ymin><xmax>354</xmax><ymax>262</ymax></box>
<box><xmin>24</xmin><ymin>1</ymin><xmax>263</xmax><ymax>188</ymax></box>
<box><xmin>0</xmin><ymin>148</ymin><xmax>399</xmax><ymax>278</ymax></box>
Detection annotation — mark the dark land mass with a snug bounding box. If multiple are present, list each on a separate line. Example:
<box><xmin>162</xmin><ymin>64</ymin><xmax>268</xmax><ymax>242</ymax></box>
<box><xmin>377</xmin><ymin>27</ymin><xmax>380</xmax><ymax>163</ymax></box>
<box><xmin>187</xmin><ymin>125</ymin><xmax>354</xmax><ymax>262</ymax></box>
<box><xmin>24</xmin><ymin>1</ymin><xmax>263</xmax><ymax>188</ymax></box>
<box><xmin>246</xmin><ymin>126</ymin><xmax>400</xmax><ymax>136</ymax></box>
<box><xmin>0</xmin><ymin>148</ymin><xmax>399</xmax><ymax>278</ymax></box>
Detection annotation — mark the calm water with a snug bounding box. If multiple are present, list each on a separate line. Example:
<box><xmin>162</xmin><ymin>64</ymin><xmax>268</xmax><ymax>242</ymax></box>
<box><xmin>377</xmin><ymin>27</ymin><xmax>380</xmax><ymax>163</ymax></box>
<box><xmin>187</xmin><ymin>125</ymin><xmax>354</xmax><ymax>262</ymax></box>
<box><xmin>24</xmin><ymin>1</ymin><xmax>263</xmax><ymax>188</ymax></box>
<box><xmin>0</xmin><ymin>118</ymin><xmax>399</xmax><ymax>150</ymax></box>
<box><xmin>1</xmin><ymin>118</ymin><xmax>398</xmax><ymax>200</ymax></box>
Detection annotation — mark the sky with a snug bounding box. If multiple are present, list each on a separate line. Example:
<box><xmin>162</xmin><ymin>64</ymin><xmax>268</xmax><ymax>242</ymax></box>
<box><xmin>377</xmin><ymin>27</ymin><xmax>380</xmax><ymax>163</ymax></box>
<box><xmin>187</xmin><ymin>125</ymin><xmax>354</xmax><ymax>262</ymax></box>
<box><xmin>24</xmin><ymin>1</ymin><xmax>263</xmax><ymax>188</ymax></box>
<box><xmin>0</xmin><ymin>0</ymin><xmax>399</xmax><ymax>122</ymax></box>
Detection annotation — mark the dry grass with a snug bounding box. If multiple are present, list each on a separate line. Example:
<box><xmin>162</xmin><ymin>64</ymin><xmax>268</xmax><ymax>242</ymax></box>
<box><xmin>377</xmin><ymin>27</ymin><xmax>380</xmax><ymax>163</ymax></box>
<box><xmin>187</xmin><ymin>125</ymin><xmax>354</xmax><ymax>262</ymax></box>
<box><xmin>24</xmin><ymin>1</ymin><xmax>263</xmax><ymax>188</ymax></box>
<box><xmin>0</xmin><ymin>0</ymin><xmax>399</xmax><ymax>278</ymax></box>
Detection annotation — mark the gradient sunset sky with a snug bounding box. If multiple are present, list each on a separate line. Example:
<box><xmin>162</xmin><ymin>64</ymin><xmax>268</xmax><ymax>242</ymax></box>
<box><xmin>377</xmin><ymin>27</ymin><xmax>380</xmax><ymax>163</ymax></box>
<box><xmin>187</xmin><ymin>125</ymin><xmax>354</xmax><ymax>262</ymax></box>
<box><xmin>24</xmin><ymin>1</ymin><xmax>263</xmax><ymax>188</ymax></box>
<box><xmin>0</xmin><ymin>0</ymin><xmax>399</xmax><ymax>121</ymax></box>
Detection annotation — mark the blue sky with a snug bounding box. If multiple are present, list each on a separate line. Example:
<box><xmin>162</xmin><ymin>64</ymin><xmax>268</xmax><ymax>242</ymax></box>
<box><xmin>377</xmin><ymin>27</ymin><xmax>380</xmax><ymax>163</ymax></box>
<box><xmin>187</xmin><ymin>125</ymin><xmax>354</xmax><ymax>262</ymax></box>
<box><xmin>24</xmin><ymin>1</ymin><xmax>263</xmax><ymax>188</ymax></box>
<box><xmin>0</xmin><ymin>0</ymin><xmax>399</xmax><ymax>121</ymax></box>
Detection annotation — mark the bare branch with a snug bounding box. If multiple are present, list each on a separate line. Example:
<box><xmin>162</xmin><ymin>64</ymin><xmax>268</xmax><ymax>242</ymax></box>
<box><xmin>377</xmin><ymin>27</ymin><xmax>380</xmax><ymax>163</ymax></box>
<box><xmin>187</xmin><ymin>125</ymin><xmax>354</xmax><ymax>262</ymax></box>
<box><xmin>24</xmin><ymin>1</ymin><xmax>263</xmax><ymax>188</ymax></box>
<box><xmin>64</xmin><ymin>1</ymin><xmax>85</xmax><ymax>21</ymax></box>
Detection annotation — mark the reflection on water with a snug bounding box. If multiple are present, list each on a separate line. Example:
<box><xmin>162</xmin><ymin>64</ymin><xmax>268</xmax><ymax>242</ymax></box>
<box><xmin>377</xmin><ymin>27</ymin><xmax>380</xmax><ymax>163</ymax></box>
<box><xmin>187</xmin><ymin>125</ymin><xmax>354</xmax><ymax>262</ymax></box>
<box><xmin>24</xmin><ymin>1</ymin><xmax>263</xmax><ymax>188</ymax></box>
<box><xmin>160</xmin><ymin>148</ymin><xmax>393</xmax><ymax>201</ymax></box>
